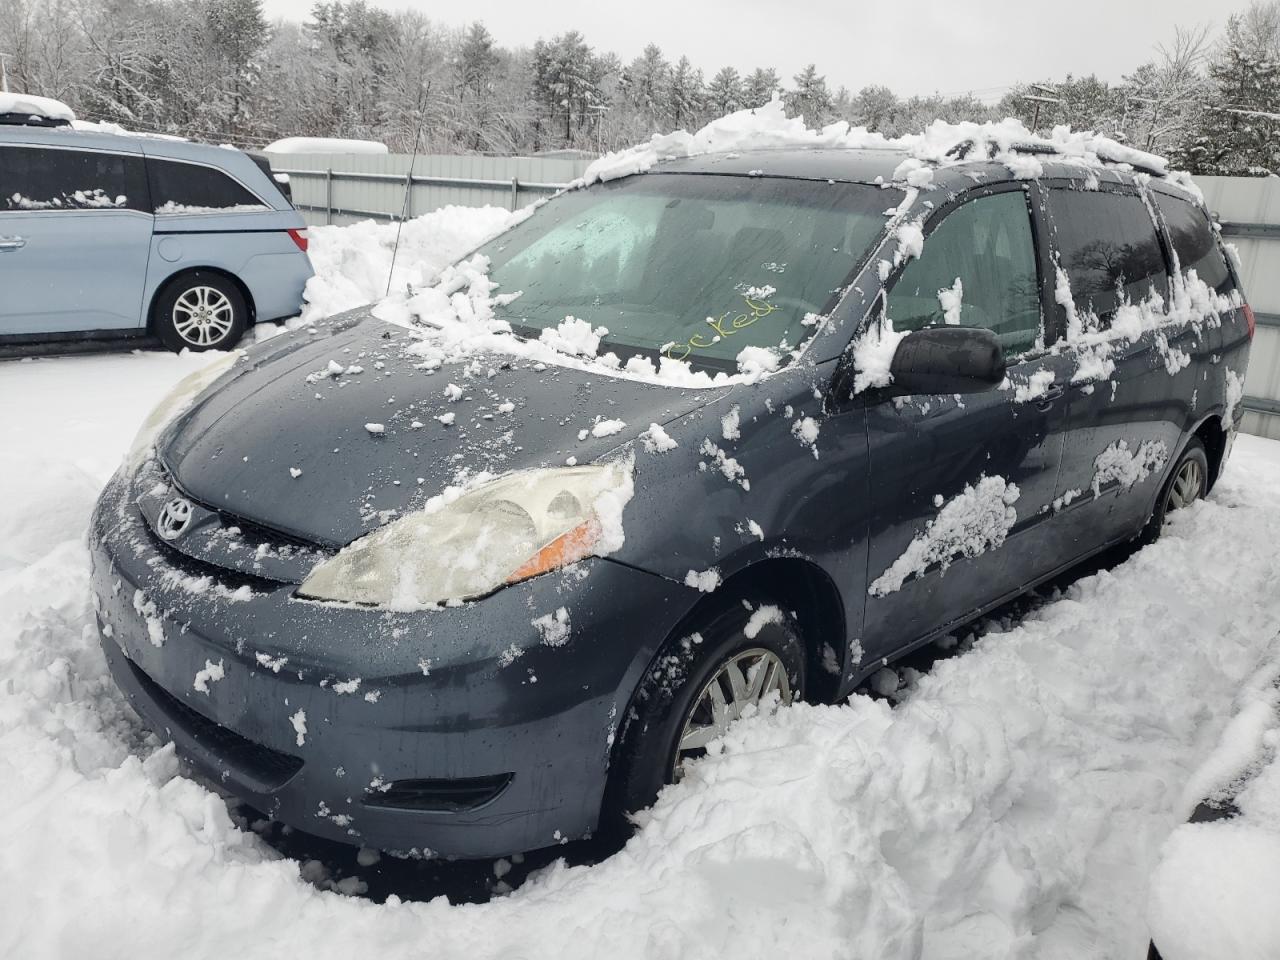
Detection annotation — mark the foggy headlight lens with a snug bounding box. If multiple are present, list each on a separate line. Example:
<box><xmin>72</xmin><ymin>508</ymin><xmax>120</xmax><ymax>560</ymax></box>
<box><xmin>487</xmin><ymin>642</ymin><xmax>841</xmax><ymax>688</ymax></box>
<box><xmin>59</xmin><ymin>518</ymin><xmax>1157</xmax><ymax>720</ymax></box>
<box><xmin>298</xmin><ymin>460</ymin><xmax>633</xmax><ymax>609</ymax></box>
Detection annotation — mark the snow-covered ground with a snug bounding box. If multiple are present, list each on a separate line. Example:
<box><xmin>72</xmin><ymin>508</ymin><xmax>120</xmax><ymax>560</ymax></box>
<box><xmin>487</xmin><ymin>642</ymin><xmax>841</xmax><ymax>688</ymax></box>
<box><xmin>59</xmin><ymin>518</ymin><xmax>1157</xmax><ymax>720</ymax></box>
<box><xmin>3</xmin><ymin>207</ymin><xmax>1280</xmax><ymax>959</ymax></box>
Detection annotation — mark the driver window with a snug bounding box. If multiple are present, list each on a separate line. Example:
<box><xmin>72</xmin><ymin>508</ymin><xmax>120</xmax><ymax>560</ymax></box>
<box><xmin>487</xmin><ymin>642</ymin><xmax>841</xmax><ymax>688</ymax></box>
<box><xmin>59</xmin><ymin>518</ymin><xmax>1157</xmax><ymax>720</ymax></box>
<box><xmin>885</xmin><ymin>191</ymin><xmax>1042</xmax><ymax>358</ymax></box>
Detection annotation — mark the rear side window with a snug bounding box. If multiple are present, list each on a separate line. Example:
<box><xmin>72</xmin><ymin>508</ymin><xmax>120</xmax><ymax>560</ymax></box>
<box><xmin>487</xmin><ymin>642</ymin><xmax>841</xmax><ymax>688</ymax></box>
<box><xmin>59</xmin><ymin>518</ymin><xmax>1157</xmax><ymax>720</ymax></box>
<box><xmin>1046</xmin><ymin>189</ymin><xmax>1169</xmax><ymax>322</ymax></box>
<box><xmin>886</xmin><ymin>190</ymin><xmax>1043</xmax><ymax>357</ymax></box>
<box><xmin>1153</xmin><ymin>192</ymin><xmax>1232</xmax><ymax>293</ymax></box>
<box><xmin>0</xmin><ymin>146</ymin><xmax>148</xmax><ymax>212</ymax></box>
<box><xmin>148</xmin><ymin>159</ymin><xmax>268</xmax><ymax>214</ymax></box>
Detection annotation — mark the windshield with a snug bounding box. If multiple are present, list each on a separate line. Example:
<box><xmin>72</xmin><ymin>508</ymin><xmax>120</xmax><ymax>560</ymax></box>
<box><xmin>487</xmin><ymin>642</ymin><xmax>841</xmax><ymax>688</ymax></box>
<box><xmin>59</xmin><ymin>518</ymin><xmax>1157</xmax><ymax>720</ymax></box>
<box><xmin>477</xmin><ymin>173</ymin><xmax>900</xmax><ymax>372</ymax></box>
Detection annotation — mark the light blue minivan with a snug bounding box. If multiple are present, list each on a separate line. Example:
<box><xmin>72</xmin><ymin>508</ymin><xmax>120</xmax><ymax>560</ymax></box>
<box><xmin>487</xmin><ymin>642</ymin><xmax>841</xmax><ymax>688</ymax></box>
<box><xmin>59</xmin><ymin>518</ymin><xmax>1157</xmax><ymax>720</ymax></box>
<box><xmin>0</xmin><ymin>113</ymin><xmax>313</xmax><ymax>353</ymax></box>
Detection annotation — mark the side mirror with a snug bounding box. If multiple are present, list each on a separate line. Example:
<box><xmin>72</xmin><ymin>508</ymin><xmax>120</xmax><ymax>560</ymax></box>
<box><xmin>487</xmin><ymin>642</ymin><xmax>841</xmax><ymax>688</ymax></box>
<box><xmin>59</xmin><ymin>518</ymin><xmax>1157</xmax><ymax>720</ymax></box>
<box><xmin>889</xmin><ymin>326</ymin><xmax>1006</xmax><ymax>395</ymax></box>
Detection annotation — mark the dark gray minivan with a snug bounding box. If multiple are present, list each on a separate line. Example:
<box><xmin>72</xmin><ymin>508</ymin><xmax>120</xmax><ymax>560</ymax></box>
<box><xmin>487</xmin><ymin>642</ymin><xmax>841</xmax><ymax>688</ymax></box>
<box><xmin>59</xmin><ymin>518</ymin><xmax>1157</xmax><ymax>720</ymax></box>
<box><xmin>89</xmin><ymin>143</ymin><xmax>1253</xmax><ymax>859</ymax></box>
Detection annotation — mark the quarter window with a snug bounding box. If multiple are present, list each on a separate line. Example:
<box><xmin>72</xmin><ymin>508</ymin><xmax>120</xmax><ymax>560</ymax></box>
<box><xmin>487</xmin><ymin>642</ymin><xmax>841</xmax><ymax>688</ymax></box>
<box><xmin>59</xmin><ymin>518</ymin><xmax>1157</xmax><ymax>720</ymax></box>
<box><xmin>0</xmin><ymin>146</ymin><xmax>147</xmax><ymax>212</ymax></box>
<box><xmin>1046</xmin><ymin>188</ymin><xmax>1169</xmax><ymax>322</ymax></box>
<box><xmin>885</xmin><ymin>190</ymin><xmax>1042</xmax><ymax>357</ymax></box>
<box><xmin>1153</xmin><ymin>192</ymin><xmax>1232</xmax><ymax>294</ymax></box>
<box><xmin>148</xmin><ymin>159</ymin><xmax>267</xmax><ymax>214</ymax></box>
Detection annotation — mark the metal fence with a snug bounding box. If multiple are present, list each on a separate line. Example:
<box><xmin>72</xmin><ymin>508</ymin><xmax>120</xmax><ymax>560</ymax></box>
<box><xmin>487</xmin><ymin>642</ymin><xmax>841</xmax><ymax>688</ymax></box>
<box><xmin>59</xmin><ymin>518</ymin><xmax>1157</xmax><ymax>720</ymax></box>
<box><xmin>1196</xmin><ymin>176</ymin><xmax>1280</xmax><ymax>440</ymax></box>
<box><xmin>268</xmin><ymin>152</ymin><xmax>590</xmax><ymax>225</ymax></box>
<box><xmin>267</xmin><ymin>156</ymin><xmax>1280</xmax><ymax>439</ymax></box>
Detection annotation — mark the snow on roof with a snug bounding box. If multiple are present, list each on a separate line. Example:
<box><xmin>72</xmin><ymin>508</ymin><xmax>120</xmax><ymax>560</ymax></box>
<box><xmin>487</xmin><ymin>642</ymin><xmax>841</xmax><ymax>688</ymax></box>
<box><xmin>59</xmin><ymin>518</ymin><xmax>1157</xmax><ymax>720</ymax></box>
<box><xmin>579</xmin><ymin>99</ymin><xmax>1200</xmax><ymax>201</ymax></box>
<box><xmin>0</xmin><ymin>91</ymin><xmax>75</xmax><ymax>122</ymax></box>
<box><xmin>264</xmin><ymin>137</ymin><xmax>389</xmax><ymax>156</ymax></box>
<box><xmin>67</xmin><ymin>118</ymin><xmax>187</xmax><ymax>141</ymax></box>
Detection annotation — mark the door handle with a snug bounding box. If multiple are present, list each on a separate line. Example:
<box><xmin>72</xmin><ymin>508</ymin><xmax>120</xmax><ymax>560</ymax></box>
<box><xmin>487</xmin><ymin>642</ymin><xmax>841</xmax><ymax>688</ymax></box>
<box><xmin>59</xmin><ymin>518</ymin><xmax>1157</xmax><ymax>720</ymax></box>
<box><xmin>0</xmin><ymin>236</ymin><xmax>27</xmax><ymax>251</ymax></box>
<box><xmin>1036</xmin><ymin>383</ymin><xmax>1065</xmax><ymax>409</ymax></box>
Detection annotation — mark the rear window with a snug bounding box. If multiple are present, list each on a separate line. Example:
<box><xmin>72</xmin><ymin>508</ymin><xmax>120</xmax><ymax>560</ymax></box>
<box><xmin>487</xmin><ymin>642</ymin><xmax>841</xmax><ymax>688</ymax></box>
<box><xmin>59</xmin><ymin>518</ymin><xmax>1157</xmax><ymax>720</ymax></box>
<box><xmin>0</xmin><ymin>145</ymin><xmax>148</xmax><ymax>212</ymax></box>
<box><xmin>148</xmin><ymin>159</ymin><xmax>269</xmax><ymax>215</ymax></box>
<box><xmin>1154</xmin><ymin>192</ymin><xmax>1232</xmax><ymax>293</ymax></box>
<box><xmin>1046</xmin><ymin>188</ymin><xmax>1169</xmax><ymax>322</ymax></box>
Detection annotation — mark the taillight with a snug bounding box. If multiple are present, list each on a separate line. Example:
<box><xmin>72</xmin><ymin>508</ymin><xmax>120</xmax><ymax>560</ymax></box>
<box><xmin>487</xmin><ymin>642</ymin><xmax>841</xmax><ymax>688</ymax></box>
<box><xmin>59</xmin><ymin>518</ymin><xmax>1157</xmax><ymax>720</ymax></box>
<box><xmin>1243</xmin><ymin>303</ymin><xmax>1256</xmax><ymax>340</ymax></box>
<box><xmin>287</xmin><ymin>228</ymin><xmax>308</xmax><ymax>253</ymax></box>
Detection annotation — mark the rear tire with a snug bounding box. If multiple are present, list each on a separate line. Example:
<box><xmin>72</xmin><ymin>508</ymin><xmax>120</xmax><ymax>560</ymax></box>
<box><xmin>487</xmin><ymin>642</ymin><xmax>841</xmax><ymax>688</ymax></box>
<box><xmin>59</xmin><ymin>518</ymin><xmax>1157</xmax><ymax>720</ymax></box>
<box><xmin>604</xmin><ymin>597</ymin><xmax>806</xmax><ymax>832</ymax></box>
<box><xmin>1140</xmin><ymin>437</ymin><xmax>1208</xmax><ymax>544</ymax></box>
<box><xmin>152</xmin><ymin>272</ymin><xmax>247</xmax><ymax>352</ymax></box>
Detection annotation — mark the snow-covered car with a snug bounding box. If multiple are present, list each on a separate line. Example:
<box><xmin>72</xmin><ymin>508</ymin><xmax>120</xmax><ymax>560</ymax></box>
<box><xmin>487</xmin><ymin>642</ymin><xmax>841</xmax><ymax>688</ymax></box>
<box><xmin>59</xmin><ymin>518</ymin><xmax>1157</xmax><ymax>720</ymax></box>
<box><xmin>88</xmin><ymin>127</ymin><xmax>1254</xmax><ymax>859</ymax></box>
<box><xmin>0</xmin><ymin>95</ymin><xmax>313</xmax><ymax>353</ymax></box>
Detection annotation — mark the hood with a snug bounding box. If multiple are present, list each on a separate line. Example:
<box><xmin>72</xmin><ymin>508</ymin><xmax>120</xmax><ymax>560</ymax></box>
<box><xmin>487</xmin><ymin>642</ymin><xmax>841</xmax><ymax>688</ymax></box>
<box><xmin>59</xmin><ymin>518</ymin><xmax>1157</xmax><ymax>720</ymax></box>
<box><xmin>160</xmin><ymin>312</ymin><xmax>723</xmax><ymax>546</ymax></box>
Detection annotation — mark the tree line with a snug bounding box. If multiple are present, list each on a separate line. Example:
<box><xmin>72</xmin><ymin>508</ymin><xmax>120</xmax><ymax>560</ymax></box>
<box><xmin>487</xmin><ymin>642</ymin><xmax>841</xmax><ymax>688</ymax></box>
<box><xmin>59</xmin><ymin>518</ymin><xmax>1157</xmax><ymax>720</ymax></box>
<box><xmin>2</xmin><ymin>0</ymin><xmax>1278</xmax><ymax>175</ymax></box>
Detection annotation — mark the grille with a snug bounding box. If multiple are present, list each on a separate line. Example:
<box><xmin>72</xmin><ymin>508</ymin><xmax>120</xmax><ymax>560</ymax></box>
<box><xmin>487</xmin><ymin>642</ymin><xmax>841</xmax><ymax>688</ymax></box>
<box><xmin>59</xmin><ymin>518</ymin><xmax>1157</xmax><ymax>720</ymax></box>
<box><xmin>127</xmin><ymin>657</ymin><xmax>303</xmax><ymax>790</ymax></box>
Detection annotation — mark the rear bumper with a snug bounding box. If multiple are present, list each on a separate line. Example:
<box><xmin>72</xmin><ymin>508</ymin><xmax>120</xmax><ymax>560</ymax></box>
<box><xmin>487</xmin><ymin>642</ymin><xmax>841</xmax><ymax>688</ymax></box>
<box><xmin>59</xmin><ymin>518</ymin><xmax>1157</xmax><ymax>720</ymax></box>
<box><xmin>239</xmin><ymin>250</ymin><xmax>313</xmax><ymax>324</ymax></box>
<box><xmin>89</xmin><ymin>468</ymin><xmax>691</xmax><ymax>858</ymax></box>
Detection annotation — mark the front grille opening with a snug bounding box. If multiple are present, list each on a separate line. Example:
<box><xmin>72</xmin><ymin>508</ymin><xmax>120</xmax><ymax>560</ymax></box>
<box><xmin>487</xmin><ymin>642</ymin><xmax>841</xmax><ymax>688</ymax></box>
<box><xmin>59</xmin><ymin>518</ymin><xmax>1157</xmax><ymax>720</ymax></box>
<box><xmin>363</xmin><ymin>774</ymin><xmax>514</xmax><ymax>813</ymax></box>
<box><xmin>126</xmin><ymin>657</ymin><xmax>303</xmax><ymax>790</ymax></box>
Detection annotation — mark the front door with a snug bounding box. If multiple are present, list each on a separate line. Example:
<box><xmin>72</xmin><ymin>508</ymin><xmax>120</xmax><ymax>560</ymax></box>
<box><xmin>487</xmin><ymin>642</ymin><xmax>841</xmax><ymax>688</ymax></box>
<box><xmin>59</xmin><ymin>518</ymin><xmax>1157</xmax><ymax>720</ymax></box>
<box><xmin>860</xmin><ymin>185</ymin><xmax>1074</xmax><ymax>665</ymax></box>
<box><xmin>0</xmin><ymin>143</ymin><xmax>153</xmax><ymax>335</ymax></box>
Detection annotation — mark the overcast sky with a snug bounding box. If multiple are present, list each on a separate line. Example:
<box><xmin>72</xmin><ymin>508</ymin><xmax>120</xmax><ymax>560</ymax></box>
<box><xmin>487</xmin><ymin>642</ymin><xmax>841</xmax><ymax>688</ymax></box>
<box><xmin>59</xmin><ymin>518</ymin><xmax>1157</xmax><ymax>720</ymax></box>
<box><xmin>260</xmin><ymin>0</ymin><xmax>1251</xmax><ymax>101</ymax></box>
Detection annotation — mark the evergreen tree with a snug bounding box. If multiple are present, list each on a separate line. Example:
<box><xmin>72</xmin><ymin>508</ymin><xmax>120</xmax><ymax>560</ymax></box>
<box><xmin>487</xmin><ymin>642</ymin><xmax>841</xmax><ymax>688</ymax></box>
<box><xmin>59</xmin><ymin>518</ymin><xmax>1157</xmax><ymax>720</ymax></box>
<box><xmin>784</xmin><ymin>64</ymin><xmax>832</xmax><ymax>124</ymax></box>
<box><xmin>706</xmin><ymin>66</ymin><xmax>742</xmax><ymax>117</ymax></box>
<box><xmin>531</xmin><ymin>31</ymin><xmax>602</xmax><ymax>145</ymax></box>
<box><xmin>1180</xmin><ymin>10</ymin><xmax>1280</xmax><ymax>173</ymax></box>
<box><xmin>665</xmin><ymin>55</ymin><xmax>703</xmax><ymax>129</ymax></box>
<box><xmin>742</xmin><ymin>67</ymin><xmax>780</xmax><ymax>108</ymax></box>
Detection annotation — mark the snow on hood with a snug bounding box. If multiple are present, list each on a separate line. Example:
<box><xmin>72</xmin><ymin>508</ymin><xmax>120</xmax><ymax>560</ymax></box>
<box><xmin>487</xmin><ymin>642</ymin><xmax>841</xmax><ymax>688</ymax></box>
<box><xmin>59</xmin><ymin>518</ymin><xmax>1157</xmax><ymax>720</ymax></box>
<box><xmin>577</xmin><ymin>98</ymin><xmax>1200</xmax><ymax>201</ymax></box>
<box><xmin>0</xmin><ymin>91</ymin><xmax>74</xmax><ymax>122</ymax></box>
<box><xmin>158</xmin><ymin>313</ymin><xmax>724</xmax><ymax>547</ymax></box>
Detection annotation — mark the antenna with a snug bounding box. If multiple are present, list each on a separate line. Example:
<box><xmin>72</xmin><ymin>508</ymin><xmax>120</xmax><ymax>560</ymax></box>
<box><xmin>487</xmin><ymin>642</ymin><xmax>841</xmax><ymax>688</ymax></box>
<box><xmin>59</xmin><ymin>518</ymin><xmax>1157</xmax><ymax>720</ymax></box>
<box><xmin>386</xmin><ymin>116</ymin><xmax>426</xmax><ymax>298</ymax></box>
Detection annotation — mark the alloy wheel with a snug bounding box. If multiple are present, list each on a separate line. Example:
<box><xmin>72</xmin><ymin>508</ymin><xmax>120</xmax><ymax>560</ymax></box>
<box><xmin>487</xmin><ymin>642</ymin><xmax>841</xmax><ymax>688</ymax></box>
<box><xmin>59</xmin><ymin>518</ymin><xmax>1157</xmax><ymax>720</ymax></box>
<box><xmin>172</xmin><ymin>286</ymin><xmax>235</xmax><ymax>347</ymax></box>
<box><xmin>672</xmin><ymin>647</ymin><xmax>792</xmax><ymax>780</ymax></box>
<box><xmin>1167</xmin><ymin>457</ymin><xmax>1203</xmax><ymax>511</ymax></box>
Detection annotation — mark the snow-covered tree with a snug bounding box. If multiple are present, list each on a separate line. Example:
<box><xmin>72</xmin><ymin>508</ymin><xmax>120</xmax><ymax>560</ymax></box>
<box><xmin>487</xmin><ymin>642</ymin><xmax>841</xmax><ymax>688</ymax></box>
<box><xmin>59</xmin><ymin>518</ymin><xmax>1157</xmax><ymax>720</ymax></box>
<box><xmin>665</xmin><ymin>55</ymin><xmax>703</xmax><ymax>129</ymax></box>
<box><xmin>741</xmin><ymin>67</ymin><xmax>780</xmax><ymax>108</ymax></box>
<box><xmin>706</xmin><ymin>66</ymin><xmax>742</xmax><ymax>117</ymax></box>
<box><xmin>784</xmin><ymin>64</ymin><xmax>832</xmax><ymax>124</ymax></box>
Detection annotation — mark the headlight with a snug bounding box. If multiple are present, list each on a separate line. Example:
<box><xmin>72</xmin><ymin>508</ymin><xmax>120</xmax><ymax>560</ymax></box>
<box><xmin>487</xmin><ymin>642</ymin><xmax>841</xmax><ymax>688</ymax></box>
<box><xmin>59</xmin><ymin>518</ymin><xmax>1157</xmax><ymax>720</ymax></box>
<box><xmin>298</xmin><ymin>459</ymin><xmax>634</xmax><ymax>609</ymax></box>
<box><xmin>127</xmin><ymin>351</ymin><xmax>243</xmax><ymax>470</ymax></box>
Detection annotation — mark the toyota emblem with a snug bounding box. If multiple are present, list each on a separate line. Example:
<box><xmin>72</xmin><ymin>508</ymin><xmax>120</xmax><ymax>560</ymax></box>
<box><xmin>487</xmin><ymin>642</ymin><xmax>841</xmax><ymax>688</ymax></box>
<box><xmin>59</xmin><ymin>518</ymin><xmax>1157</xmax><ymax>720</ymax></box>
<box><xmin>156</xmin><ymin>497</ymin><xmax>194</xmax><ymax>540</ymax></box>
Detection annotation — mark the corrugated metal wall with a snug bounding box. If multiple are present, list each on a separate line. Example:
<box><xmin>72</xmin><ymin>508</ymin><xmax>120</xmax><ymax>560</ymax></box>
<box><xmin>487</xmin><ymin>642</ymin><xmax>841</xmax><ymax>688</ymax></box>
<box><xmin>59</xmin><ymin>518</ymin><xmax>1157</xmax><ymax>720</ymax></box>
<box><xmin>267</xmin><ymin>155</ymin><xmax>1280</xmax><ymax>439</ymax></box>
<box><xmin>1196</xmin><ymin>176</ymin><xmax>1280</xmax><ymax>440</ymax></box>
<box><xmin>268</xmin><ymin>153</ymin><xmax>590</xmax><ymax>225</ymax></box>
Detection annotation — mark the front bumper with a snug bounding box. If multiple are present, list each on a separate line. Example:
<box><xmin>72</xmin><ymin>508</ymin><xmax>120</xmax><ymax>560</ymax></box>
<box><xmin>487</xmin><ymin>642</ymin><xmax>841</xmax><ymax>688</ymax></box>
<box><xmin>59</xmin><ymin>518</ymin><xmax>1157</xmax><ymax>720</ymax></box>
<box><xmin>89</xmin><ymin>467</ymin><xmax>692</xmax><ymax>858</ymax></box>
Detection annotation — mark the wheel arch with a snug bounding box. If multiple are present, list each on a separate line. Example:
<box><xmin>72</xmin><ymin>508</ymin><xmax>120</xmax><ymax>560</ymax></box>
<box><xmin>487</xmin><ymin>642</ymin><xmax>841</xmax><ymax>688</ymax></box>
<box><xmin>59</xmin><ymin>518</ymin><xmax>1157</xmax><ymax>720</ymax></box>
<box><xmin>147</xmin><ymin>265</ymin><xmax>257</xmax><ymax>334</ymax></box>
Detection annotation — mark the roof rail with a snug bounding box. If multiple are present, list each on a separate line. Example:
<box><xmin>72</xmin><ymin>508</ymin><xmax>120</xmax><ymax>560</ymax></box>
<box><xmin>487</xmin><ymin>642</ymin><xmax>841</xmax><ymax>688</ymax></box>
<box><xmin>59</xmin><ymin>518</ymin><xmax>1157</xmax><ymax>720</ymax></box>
<box><xmin>0</xmin><ymin>112</ymin><xmax>71</xmax><ymax>128</ymax></box>
<box><xmin>943</xmin><ymin>136</ymin><xmax>1165</xmax><ymax>177</ymax></box>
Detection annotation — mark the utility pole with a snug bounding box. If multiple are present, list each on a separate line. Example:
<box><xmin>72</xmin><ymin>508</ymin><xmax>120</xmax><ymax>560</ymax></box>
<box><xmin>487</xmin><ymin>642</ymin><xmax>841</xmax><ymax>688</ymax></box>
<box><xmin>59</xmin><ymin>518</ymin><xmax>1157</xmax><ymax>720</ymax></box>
<box><xmin>0</xmin><ymin>52</ymin><xmax>11</xmax><ymax>93</ymax></box>
<box><xmin>1023</xmin><ymin>84</ymin><xmax>1062</xmax><ymax>134</ymax></box>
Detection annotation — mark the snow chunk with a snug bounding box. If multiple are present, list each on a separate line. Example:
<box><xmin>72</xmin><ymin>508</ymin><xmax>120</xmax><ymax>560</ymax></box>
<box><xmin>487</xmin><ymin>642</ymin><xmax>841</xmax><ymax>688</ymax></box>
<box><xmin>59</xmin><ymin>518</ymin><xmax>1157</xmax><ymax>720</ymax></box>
<box><xmin>289</xmin><ymin>710</ymin><xmax>307</xmax><ymax>747</ymax></box>
<box><xmin>1091</xmin><ymin>440</ymin><xmax>1168</xmax><ymax>496</ymax></box>
<box><xmin>192</xmin><ymin>659</ymin><xmax>225</xmax><ymax>694</ymax></box>
<box><xmin>640</xmin><ymin>423</ymin><xmax>678</xmax><ymax>453</ymax></box>
<box><xmin>851</xmin><ymin>321</ymin><xmax>907</xmax><ymax>394</ymax></box>
<box><xmin>532</xmin><ymin>607</ymin><xmax>571</xmax><ymax>647</ymax></box>
<box><xmin>735</xmin><ymin>346</ymin><xmax>781</xmax><ymax>379</ymax></box>
<box><xmin>791</xmin><ymin>417</ymin><xmax>820</xmax><ymax>459</ymax></box>
<box><xmin>684</xmin><ymin>568</ymin><xmax>721</xmax><ymax>593</ymax></box>
<box><xmin>938</xmin><ymin>278</ymin><xmax>963</xmax><ymax>326</ymax></box>
<box><xmin>744</xmin><ymin>604</ymin><xmax>784</xmax><ymax>639</ymax></box>
<box><xmin>364</xmin><ymin>422</ymin><xmax>385</xmax><ymax>435</ymax></box>
<box><xmin>590</xmin><ymin>418</ymin><xmax>626</xmax><ymax>438</ymax></box>
<box><xmin>721</xmin><ymin>406</ymin><xmax>741</xmax><ymax>441</ymax></box>
<box><xmin>332</xmin><ymin>678</ymin><xmax>361</xmax><ymax>695</ymax></box>
<box><xmin>539</xmin><ymin>317</ymin><xmax>606</xmax><ymax>358</ymax></box>
<box><xmin>871</xmin><ymin>475</ymin><xmax>1021</xmax><ymax>596</ymax></box>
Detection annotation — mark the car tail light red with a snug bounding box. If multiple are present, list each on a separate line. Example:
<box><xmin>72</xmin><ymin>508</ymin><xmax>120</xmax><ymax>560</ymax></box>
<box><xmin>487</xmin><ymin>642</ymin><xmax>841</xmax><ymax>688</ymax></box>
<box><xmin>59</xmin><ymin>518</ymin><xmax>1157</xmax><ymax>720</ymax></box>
<box><xmin>287</xmin><ymin>228</ymin><xmax>309</xmax><ymax>253</ymax></box>
<box><xmin>1243</xmin><ymin>303</ymin><xmax>1256</xmax><ymax>340</ymax></box>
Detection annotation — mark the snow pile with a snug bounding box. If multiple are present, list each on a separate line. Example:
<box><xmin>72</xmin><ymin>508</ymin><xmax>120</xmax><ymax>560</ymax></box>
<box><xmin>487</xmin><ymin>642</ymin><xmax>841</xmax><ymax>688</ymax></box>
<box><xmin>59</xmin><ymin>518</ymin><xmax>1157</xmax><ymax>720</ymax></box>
<box><xmin>849</xmin><ymin>318</ymin><xmax>908</xmax><ymax>394</ymax></box>
<box><xmin>1147</xmin><ymin>646</ymin><xmax>1280</xmax><ymax>959</ymax></box>
<box><xmin>578</xmin><ymin>99</ymin><xmax>1196</xmax><ymax>198</ymax></box>
<box><xmin>870</xmin><ymin>475</ymin><xmax>1021</xmax><ymax>597</ymax></box>
<box><xmin>297</xmin><ymin>205</ymin><xmax>523</xmax><ymax>326</ymax></box>
<box><xmin>0</xmin><ymin>90</ymin><xmax>74</xmax><ymax>121</ymax></box>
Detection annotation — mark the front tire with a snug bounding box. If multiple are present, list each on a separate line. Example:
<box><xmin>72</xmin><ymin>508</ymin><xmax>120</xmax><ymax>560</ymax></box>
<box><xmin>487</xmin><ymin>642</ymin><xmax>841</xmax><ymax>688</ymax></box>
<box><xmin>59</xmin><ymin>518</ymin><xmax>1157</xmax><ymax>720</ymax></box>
<box><xmin>605</xmin><ymin>598</ymin><xmax>806</xmax><ymax>828</ymax></box>
<box><xmin>153</xmin><ymin>272</ymin><xmax>247</xmax><ymax>352</ymax></box>
<box><xmin>1140</xmin><ymin>437</ymin><xmax>1208</xmax><ymax>544</ymax></box>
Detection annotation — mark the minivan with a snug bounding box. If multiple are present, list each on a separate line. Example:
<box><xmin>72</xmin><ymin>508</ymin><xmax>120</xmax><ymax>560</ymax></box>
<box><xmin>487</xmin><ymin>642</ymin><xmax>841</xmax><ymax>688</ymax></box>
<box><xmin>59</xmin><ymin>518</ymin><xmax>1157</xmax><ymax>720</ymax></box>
<box><xmin>89</xmin><ymin>138</ymin><xmax>1253</xmax><ymax>860</ymax></box>
<box><xmin>0</xmin><ymin>106</ymin><xmax>312</xmax><ymax>353</ymax></box>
